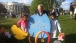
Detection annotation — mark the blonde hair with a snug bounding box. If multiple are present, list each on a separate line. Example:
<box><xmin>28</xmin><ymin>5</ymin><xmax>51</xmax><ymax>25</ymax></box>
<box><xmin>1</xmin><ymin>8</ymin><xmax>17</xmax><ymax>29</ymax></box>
<box><xmin>38</xmin><ymin>4</ymin><xmax>43</xmax><ymax>8</ymax></box>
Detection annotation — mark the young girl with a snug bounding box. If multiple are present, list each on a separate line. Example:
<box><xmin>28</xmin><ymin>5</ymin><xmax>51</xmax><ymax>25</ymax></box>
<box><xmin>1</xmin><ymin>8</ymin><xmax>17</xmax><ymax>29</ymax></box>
<box><xmin>50</xmin><ymin>13</ymin><xmax>61</xmax><ymax>38</ymax></box>
<box><xmin>17</xmin><ymin>15</ymin><xmax>28</xmax><ymax>32</ymax></box>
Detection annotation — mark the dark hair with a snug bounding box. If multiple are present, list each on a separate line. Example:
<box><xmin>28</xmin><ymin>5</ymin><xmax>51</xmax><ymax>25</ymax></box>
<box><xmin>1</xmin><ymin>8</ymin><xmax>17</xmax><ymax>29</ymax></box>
<box><xmin>22</xmin><ymin>14</ymin><xmax>29</xmax><ymax>18</ymax></box>
<box><xmin>50</xmin><ymin>12</ymin><xmax>56</xmax><ymax>18</ymax></box>
<box><xmin>70</xmin><ymin>3</ymin><xmax>73</xmax><ymax>5</ymax></box>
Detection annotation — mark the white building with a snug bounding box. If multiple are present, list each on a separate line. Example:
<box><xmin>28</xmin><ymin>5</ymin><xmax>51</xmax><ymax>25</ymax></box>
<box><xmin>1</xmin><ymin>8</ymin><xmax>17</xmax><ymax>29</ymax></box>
<box><xmin>1</xmin><ymin>2</ymin><xmax>26</xmax><ymax>14</ymax></box>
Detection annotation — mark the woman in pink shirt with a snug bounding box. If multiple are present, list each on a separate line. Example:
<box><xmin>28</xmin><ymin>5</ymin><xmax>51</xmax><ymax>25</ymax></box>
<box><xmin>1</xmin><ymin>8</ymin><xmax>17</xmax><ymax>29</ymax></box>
<box><xmin>17</xmin><ymin>15</ymin><xmax>28</xmax><ymax>32</ymax></box>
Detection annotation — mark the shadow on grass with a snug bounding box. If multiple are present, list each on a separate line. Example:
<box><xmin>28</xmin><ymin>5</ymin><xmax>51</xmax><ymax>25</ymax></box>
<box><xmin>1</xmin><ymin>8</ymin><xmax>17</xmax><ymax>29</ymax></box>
<box><xmin>65</xmin><ymin>34</ymin><xmax>76</xmax><ymax>43</ymax></box>
<box><xmin>0</xmin><ymin>34</ymin><xmax>30</xmax><ymax>43</ymax></box>
<box><xmin>0</xmin><ymin>30</ymin><xmax>76</xmax><ymax>43</ymax></box>
<box><xmin>0</xmin><ymin>25</ymin><xmax>13</xmax><ymax>31</ymax></box>
<box><xmin>29</xmin><ymin>37</ymin><xmax>49</xmax><ymax>43</ymax></box>
<box><xmin>29</xmin><ymin>34</ymin><xmax>76</xmax><ymax>43</ymax></box>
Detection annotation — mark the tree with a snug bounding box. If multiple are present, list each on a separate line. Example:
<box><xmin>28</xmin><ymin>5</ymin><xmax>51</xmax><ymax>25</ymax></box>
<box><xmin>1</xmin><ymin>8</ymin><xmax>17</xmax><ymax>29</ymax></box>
<box><xmin>30</xmin><ymin>0</ymin><xmax>65</xmax><ymax>14</ymax></box>
<box><xmin>30</xmin><ymin>0</ymin><xmax>48</xmax><ymax>14</ymax></box>
<box><xmin>53</xmin><ymin>0</ymin><xmax>65</xmax><ymax>7</ymax></box>
<box><xmin>21</xmin><ymin>5</ymin><xmax>30</xmax><ymax>14</ymax></box>
<box><xmin>59</xmin><ymin>7</ymin><xmax>64</xmax><ymax>13</ymax></box>
<box><xmin>0</xmin><ymin>3</ymin><xmax>7</xmax><ymax>14</ymax></box>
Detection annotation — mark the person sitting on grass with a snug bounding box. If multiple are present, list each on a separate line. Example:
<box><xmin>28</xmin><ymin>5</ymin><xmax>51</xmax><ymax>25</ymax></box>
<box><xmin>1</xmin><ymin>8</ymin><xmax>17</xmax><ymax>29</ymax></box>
<box><xmin>17</xmin><ymin>14</ymin><xmax>28</xmax><ymax>32</ymax></box>
<box><xmin>50</xmin><ymin>12</ymin><xmax>62</xmax><ymax>38</ymax></box>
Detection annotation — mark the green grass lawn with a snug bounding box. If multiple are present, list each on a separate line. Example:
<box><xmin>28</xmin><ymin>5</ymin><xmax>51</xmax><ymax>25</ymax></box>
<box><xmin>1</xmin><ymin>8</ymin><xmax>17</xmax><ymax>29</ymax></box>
<box><xmin>59</xmin><ymin>15</ymin><xmax>76</xmax><ymax>43</ymax></box>
<box><xmin>0</xmin><ymin>17</ymin><xmax>20</xmax><ymax>31</ymax></box>
<box><xmin>0</xmin><ymin>15</ymin><xmax>76</xmax><ymax>43</ymax></box>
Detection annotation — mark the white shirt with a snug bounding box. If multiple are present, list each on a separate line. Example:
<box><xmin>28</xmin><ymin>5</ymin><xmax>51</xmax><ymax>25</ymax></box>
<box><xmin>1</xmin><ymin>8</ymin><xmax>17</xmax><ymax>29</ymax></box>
<box><xmin>40</xmin><ymin>13</ymin><xmax>42</xmax><ymax>15</ymax></box>
<box><xmin>50</xmin><ymin>19</ymin><xmax>61</xmax><ymax>33</ymax></box>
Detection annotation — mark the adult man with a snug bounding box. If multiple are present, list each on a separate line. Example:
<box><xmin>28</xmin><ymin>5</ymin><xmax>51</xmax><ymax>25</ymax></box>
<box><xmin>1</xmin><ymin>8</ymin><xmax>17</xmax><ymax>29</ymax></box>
<box><xmin>70</xmin><ymin>3</ymin><xmax>74</xmax><ymax>19</ymax></box>
<box><xmin>35</xmin><ymin>4</ymin><xmax>50</xmax><ymax>16</ymax></box>
<box><xmin>29</xmin><ymin>4</ymin><xmax>50</xmax><ymax>43</ymax></box>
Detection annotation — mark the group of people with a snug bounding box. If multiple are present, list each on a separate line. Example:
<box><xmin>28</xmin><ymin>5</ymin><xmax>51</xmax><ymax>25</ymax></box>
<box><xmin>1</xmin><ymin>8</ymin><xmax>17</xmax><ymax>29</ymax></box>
<box><xmin>17</xmin><ymin>4</ymin><xmax>62</xmax><ymax>39</ymax></box>
<box><xmin>0</xmin><ymin>4</ymin><xmax>62</xmax><ymax>43</ymax></box>
<box><xmin>1</xmin><ymin>2</ymin><xmax>76</xmax><ymax>43</ymax></box>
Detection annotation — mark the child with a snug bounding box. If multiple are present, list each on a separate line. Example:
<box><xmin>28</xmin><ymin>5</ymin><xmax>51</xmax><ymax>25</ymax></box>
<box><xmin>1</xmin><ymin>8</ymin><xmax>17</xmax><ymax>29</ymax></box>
<box><xmin>50</xmin><ymin>13</ymin><xmax>61</xmax><ymax>38</ymax></box>
<box><xmin>17</xmin><ymin>14</ymin><xmax>28</xmax><ymax>32</ymax></box>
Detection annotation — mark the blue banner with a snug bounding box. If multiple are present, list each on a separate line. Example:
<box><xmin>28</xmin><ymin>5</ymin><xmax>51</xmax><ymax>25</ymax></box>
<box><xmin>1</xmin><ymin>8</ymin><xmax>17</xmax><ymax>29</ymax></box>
<box><xmin>28</xmin><ymin>13</ymin><xmax>51</xmax><ymax>38</ymax></box>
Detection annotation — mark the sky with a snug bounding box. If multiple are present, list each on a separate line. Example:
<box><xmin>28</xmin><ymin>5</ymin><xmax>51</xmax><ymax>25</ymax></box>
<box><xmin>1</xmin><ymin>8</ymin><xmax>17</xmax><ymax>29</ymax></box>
<box><xmin>61</xmin><ymin>0</ymin><xmax>74</xmax><ymax>10</ymax></box>
<box><xmin>0</xmin><ymin>0</ymin><xmax>75</xmax><ymax>10</ymax></box>
<box><xmin>0</xmin><ymin>0</ymin><xmax>32</xmax><ymax>4</ymax></box>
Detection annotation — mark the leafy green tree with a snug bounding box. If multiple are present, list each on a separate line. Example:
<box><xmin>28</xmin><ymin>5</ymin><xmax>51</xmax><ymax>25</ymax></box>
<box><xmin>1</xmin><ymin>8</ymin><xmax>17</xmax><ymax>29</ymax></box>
<box><xmin>0</xmin><ymin>3</ymin><xmax>7</xmax><ymax>14</ymax></box>
<box><xmin>21</xmin><ymin>5</ymin><xmax>30</xmax><ymax>14</ymax></box>
<box><xmin>30</xmin><ymin>0</ymin><xmax>48</xmax><ymax>14</ymax></box>
<box><xmin>30</xmin><ymin>0</ymin><xmax>65</xmax><ymax>14</ymax></box>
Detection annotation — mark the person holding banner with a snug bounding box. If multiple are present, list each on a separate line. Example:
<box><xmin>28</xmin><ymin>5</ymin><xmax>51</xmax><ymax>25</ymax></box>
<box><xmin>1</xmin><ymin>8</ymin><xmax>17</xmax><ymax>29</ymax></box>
<box><xmin>50</xmin><ymin>12</ymin><xmax>62</xmax><ymax>38</ymax></box>
<box><xmin>29</xmin><ymin>4</ymin><xmax>50</xmax><ymax>43</ymax></box>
